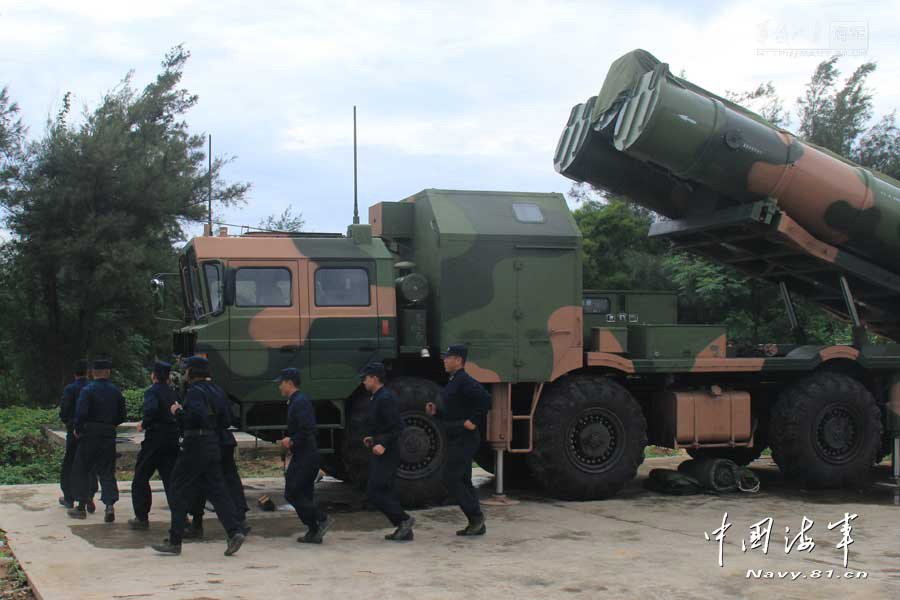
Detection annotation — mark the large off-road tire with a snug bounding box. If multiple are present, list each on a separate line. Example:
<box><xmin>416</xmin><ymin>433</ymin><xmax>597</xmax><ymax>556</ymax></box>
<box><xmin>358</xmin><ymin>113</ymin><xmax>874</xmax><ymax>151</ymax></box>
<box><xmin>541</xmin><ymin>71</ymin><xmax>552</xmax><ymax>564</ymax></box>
<box><xmin>527</xmin><ymin>375</ymin><xmax>647</xmax><ymax>500</ymax></box>
<box><xmin>769</xmin><ymin>372</ymin><xmax>882</xmax><ymax>489</ymax></box>
<box><xmin>687</xmin><ymin>412</ymin><xmax>769</xmax><ymax>466</ymax></box>
<box><xmin>341</xmin><ymin>377</ymin><xmax>447</xmax><ymax>508</ymax></box>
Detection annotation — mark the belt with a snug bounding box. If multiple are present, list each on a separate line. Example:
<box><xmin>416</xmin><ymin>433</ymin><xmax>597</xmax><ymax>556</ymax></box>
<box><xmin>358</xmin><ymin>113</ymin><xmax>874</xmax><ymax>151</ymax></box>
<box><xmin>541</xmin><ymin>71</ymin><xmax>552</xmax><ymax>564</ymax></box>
<box><xmin>182</xmin><ymin>429</ymin><xmax>213</xmax><ymax>438</ymax></box>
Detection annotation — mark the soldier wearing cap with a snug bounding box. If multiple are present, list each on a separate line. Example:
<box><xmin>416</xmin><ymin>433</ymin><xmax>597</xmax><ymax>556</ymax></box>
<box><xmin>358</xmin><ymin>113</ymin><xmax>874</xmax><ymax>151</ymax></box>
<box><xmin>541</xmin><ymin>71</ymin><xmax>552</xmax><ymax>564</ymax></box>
<box><xmin>426</xmin><ymin>344</ymin><xmax>491</xmax><ymax>536</ymax></box>
<box><xmin>359</xmin><ymin>361</ymin><xmax>414</xmax><ymax>541</ymax></box>
<box><xmin>58</xmin><ymin>359</ymin><xmax>98</xmax><ymax>512</ymax></box>
<box><xmin>275</xmin><ymin>367</ymin><xmax>334</xmax><ymax>544</ymax></box>
<box><xmin>68</xmin><ymin>358</ymin><xmax>127</xmax><ymax>522</ymax></box>
<box><xmin>152</xmin><ymin>356</ymin><xmax>245</xmax><ymax>556</ymax></box>
<box><xmin>185</xmin><ymin>362</ymin><xmax>251</xmax><ymax>540</ymax></box>
<box><xmin>128</xmin><ymin>361</ymin><xmax>181</xmax><ymax>530</ymax></box>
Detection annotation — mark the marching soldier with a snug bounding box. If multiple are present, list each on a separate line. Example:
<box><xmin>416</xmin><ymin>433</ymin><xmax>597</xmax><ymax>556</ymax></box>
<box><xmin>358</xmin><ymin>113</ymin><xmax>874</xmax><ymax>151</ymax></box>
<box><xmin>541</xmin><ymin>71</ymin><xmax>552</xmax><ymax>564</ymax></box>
<box><xmin>152</xmin><ymin>356</ymin><xmax>245</xmax><ymax>556</ymax></box>
<box><xmin>426</xmin><ymin>344</ymin><xmax>491</xmax><ymax>536</ymax></box>
<box><xmin>359</xmin><ymin>362</ymin><xmax>414</xmax><ymax>541</ymax></box>
<box><xmin>183</xmin><ymin>378</ymin><xmax>251</xmax><ymax>539</ymax></box>
<box><xmin>68</xmin><ymin>358</ymin><xmax>127</xmax><ymax>522</ymax></box>
<box><xmin>58</xmin><ymin>359</ymin><xmax>97</xmax><ymax>512</ymax></box>
<box><xmin>128</xmin><ymin>361</ymin><xmax>181</xmax><ymax>530</ymax></box>
<box><xmin>275</xmin><ymin>367</ymin><xmax>334</xmax><ymax>543</ymax></box>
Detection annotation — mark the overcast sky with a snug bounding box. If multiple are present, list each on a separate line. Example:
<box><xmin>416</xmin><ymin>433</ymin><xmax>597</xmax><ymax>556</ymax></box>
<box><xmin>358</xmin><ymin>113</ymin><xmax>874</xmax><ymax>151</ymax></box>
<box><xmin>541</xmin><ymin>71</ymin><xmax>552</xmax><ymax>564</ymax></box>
<box><xmin>2</xmin><ymin>0</ymin><xmax>897</xmax><ymax>238</ymax></box>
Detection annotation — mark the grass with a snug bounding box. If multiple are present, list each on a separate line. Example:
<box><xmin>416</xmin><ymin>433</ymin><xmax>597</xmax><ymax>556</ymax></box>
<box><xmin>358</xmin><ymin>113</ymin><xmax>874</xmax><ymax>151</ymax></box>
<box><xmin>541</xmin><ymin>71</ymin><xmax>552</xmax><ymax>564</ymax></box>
<box><xmin>0</xmin><ymin>529</ymin><xmax>35</xmax><ymax>600</ymax></box>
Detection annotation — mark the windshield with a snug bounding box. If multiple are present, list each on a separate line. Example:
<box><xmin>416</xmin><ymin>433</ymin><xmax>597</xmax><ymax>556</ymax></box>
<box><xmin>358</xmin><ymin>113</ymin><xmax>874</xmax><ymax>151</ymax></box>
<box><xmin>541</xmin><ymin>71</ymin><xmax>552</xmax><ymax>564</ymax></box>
<box><xmin>182</xmin><ymin>249</ymin><xmax>206</xmax><ymax>321</ymax></box>
<box><xmin>204</xmin><ymin>262</ymin><xmax>223</xmax><ymax>313</ymax></box>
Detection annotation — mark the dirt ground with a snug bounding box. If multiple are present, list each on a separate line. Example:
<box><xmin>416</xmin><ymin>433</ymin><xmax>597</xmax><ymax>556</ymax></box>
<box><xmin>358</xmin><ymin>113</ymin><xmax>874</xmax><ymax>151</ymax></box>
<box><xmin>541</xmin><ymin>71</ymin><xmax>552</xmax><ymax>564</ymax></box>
<box><xmin>1</xmin><ymin>456</ymin><xmax>898</xmax><ymax>600</ymax></box>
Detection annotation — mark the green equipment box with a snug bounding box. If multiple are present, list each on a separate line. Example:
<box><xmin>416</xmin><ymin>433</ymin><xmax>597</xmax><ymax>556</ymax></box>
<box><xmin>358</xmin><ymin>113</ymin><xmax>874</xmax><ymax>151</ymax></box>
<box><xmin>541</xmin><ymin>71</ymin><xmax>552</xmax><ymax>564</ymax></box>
<box><xmin>627</xmin><ymin>324</ymin><xmax>727</xmax><ymax>359</ymax></box>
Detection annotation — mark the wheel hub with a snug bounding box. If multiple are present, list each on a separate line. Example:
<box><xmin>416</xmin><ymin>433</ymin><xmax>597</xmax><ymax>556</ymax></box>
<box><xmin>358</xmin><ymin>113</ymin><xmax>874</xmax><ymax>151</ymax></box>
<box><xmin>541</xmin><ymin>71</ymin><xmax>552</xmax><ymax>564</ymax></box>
<box><xmin>397</xmin><ymin>414</ymin><xmax>442</xmax><ymax>479</ymax></box>
<box><xmin>565</xmin><ymin>409</ymin><xmax>624</xmax><ymax>473</ymax></box>
<box><xmin>814</xmin><ymin>405</ymin><xmax>859</xmax><ymax>464</ymax></box>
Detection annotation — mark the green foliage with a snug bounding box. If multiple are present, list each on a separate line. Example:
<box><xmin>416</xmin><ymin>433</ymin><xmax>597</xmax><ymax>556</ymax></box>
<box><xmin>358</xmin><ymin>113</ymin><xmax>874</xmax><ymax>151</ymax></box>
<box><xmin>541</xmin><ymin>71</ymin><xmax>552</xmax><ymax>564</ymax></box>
<box><xmin>0</xmin><ymin>407</ymin><xmax>62</xmax><ymax>485</ymax></box>
<box><xmin>0</xmin><ymin>46</ymin><xmax>249</xmax><ymax>405</ymax></box>
<box><xmin>570</xmin><ymin>184</ymin><xmax>672</xmax><ymax>290</ymax></box>
<box><xmin>123</xmin><ymin>388</ymin><xmax>144</xmax><ymax>421</ymax></box>
<box><xmin>0</xmin><ymin>371</ymin><xmax>28</xmax><ymax>408</ymax></box>
<box><xmin>259</xmin><ymin>204</ymin><xmax>305</xmax><ymax>232</ymax></box>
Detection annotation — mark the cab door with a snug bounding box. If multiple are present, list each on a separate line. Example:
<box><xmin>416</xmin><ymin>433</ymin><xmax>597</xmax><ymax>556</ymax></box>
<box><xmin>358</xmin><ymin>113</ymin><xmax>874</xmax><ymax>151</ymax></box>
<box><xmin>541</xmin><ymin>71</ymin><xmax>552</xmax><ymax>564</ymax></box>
<box><xmin>308</xmin><ymin>261</ymin><xmax>379</xmax><ymax>383</ymax></box>
<box><xmin>226</xmin><ymin>259</ymin><xmax>307</xmax><ymax>400</ymax></box>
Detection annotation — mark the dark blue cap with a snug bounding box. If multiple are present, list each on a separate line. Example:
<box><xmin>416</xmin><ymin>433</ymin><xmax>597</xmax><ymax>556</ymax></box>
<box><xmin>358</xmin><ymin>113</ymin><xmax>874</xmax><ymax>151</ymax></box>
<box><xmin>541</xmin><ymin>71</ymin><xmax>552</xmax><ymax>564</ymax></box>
<box><xmin>441</xmin><ymin>344</ymin><xmax>467</xmax><ymax>360</ymax></box>
<box><xmin>359</xmin><ymin>361</ymin><xmax>386</xmax><ymax>381</ymax></box>
<box><xmin>184</xmin><ymin>356</ymin><xmax>209</xmax><ymax>369</ymax></box>
<box><xmin>274</xmin><ymin>367</ymin><xmax>301</xmax><ymax>385</ymax></box>
<box><xmin>92</xmin><ymin>358</ymin><xmax>112</xmax><ymax>370</ymax></box>
<box><xmin>153</xmin><ymin>361</ymin><xmax>172</xmax><ymax>379</ymax></box>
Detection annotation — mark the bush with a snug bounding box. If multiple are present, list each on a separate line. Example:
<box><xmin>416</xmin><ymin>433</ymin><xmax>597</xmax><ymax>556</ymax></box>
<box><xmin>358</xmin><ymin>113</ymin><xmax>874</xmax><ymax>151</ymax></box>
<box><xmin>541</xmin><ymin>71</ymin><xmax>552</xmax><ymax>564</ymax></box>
<box><xmin>123</xmin><ymin>389</ymin><xmax>144</xmax><ymax>421</ymax></box>
<box><xmin>0</xmin><ymin>407</ymin><xmax>62</xmax><ymax>485</ymax></box>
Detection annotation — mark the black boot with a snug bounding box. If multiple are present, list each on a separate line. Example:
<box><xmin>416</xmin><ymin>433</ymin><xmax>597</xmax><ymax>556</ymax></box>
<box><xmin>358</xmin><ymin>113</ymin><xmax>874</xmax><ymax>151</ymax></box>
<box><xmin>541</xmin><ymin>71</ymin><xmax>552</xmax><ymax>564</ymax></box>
<box><xmin>224</xmin><ymin>532</ymin><xmax>245</xmax><ymax>556</ymax></box>
<box><xmin>104</xmin><ymin>505</ymin><xmax>115</xmax><ymax>523</ymax></box>
<box><xmin>456</xmin><ymin>514</ymin><xmax>486</xmax><ymax>536</ymax></box>
<box><xmin>67</xmin><ymin>504</ymin><xmax>87</xmax><ymax>519</ymax></box>
<box><xmin>152</xmin><ymin>539</ymin><xmax>182</xmax><ymax>555</ymax></box>
<box><xmin>59</xmin><ymin>497</ymin><xmax>73</xmax><ymax>509</ymax></box>
<box><xmin>385</xmin><ymin>516</ymin><xmax>415</xmax><ymax>541</ymax></box>
<box><xmin>85</xmin><ymin>500</ymin><xmax>96</xmax><ymax>514</ymax></box>
<box><xmin>306</xmin><ymin>516</ymin><xmax>334</xmax><ymax>544</ymax></box>
<box><xmin>128</xmin><ymin>517</ymin><xmax>149</xmax><ymax>530</ymax></box>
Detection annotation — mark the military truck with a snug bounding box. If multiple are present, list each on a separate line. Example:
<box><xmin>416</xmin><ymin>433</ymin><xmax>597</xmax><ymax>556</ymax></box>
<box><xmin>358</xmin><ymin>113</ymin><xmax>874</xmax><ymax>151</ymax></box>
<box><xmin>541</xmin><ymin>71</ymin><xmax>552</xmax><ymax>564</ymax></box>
<box><xmin>154</xmin><ymin>49</ymin><xmax>900</xmax><ymax>505</ymax></box>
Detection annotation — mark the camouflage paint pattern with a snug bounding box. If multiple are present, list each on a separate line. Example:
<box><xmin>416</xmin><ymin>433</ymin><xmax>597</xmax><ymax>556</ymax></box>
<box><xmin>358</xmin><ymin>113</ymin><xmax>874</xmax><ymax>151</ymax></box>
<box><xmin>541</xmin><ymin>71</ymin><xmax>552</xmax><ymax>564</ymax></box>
<box><xmin>179</xmin><ymin>232</ymin><xmax>397</xmax><ymax>415</ymax></box>
<box><xmin>371</xmin><ymin>189</ymin><xmax>583</xmax><ymax>384</ymax></box>
<box><xmin>556</xmin><ymin>49</ymin><xmax>900</xmax><ymax>273</ymax></box>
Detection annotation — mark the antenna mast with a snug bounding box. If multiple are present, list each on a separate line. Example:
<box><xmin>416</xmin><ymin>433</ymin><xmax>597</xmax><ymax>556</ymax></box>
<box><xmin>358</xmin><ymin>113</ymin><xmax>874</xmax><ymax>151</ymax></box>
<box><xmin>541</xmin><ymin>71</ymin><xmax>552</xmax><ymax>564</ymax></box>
<box><xmin>208</xmin><ymin>134</ymin><xmax>213</xmax><ymax>231</ymax></box>
<box><xmin>353</xmin><ymin>106</ymin><xmax>359</xmax><ymax>224</ymax></box>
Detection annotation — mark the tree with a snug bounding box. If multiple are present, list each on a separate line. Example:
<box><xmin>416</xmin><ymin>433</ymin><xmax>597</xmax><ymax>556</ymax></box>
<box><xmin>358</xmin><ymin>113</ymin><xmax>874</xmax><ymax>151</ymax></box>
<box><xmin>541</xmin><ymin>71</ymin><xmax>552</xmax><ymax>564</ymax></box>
<box><xmin>258</xmin><ymin>204</ymin><xmax>304</xmax><ymax>232</ymax></box>
<box><xmin>0</xmin><ymin>86</ymin><xmax>25</xmax><ymax>194</ymax></box>
<box><xmin>569</xmin><ymin>183</ymin><xmax>672</xmax><ymax>291</ymax></box>
<box><xmin>0</xmin><ymin>46</ymin><xmax>249</xmax><ymax>403</ymax></box>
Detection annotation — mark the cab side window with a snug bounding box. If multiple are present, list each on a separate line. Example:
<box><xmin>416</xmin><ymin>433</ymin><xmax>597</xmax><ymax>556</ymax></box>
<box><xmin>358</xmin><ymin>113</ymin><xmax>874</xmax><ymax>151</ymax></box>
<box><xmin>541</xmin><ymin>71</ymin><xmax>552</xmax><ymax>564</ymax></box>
<box><xmin>235</xmin><ymin>268</ymin><xmax>292</xmax><ymax>307</ymax></box>
<box><xmin>315</xmin><ymin>268</ymin><xmax>370</xmax><ymax>307</ymax></box>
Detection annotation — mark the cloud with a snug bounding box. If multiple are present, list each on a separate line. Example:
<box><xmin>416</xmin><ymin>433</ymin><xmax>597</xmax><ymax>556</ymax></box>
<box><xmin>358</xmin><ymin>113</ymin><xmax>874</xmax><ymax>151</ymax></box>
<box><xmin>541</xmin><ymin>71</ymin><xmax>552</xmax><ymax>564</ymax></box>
<box><xmin>2</xmin><ymin>0</ymin><xmax>898</xmax><ymax>235</ymax></box>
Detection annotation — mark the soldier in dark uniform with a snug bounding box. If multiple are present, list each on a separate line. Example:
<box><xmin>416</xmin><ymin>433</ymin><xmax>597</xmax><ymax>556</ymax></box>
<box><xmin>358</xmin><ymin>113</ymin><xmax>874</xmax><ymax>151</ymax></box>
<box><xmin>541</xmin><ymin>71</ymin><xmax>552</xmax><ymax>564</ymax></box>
<box><xmin>359</xmin><ymin>362</ymin><xmax>414</xmax><ymax>542</ymax></box>
<box><xmin>183</xmin><ymin>377</ymin><xmax>251</xmax><ymax>540</ymax></box>
<box><xmin>152</xmin><ymin>356</ymin><xmax>245</xmax><ymax>556</ymax></box>
<box><xmin>426</xmin><ymin>344</ymin><xmax>491</xmax><ymax>536</ymax></box>
<box><xmin>58</xmin><ymin>359</ymin><xmax>97</xmax><ymax>512</ymax></box>
<box><xmin>275</xmin><ymin>367</ymin><xmax>334</xmax><ymax>544</ymax></box>
<box><xmin>68</xmin><ymin>358</ymin><xmax>127</xmax><ymax>522</ymax></box>
<box><xmin>128</xmin><ymin>361</ymin><xmax>181</xmax><ymax>530</ymax></box>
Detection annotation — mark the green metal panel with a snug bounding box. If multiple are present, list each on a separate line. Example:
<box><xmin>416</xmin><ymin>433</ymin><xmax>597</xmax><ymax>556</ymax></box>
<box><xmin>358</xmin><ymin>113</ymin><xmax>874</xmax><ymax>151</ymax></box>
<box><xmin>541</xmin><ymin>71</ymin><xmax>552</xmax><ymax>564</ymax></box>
<box><xmin>625</xmin><ymin>293</ymin><xmax>677</xmax><ymax>324</ymax></box>
<box><xmin>399</xmin><ymin>307</ymin><xmax>427</xmax><ymax>350</ymax></box>
<box><xmin>627</xmin><ymin>324</ymin><xmax>726</xmax><ymax>359</ymax></box>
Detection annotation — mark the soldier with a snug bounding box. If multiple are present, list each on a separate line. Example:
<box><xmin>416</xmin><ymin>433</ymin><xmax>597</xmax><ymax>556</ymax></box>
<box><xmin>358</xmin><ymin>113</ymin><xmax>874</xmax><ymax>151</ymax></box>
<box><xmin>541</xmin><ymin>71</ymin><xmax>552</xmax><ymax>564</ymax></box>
<box><xmin>152</xmin><ymin>356</ymin><xmax>245</xmax><ymax>556</ymax></box>
<box><xmin>359</xmin><ymin>362</ymin><xmax>414</xmax><ymax>541</ymax></box>
<box><xmin>426</xmin><ymin>344</ymin><xmax>491</xmax><ymax>536</ymax></box>
<box><xmin>58</xmin><ymin>359</ymin><xmax>97</xmax><ymax>512</ymax></box>
<box><xmin>128</xmin><ymin>361</ymin><xmax>181</xmax><ymax>530</ymax></box>
<box><xmin>275</xmin><ymin>367</ymin><xmax>334</xmax><ymax>544</ymax></box>
<box><xmin>68</xmin><ymin>358</ymin><xmax>127</xmax><ymax>522</ymax></box>
<box><xmin>183</xmin><ymin>377</ymin><xmax>251</xmax><ymax>540</ymax></box>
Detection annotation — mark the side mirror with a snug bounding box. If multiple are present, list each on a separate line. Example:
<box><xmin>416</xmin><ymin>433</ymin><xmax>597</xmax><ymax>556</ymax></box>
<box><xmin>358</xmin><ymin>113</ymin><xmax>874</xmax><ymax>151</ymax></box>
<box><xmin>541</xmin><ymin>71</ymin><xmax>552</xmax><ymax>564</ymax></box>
<box><xmin>150</xmin><ymin>278</ymin><xmax>166</xmax><ymax>311</ymax></box>
<box><xmin>223</xmin><ymin>268</ymin><xmax>235</xmax><ymax>306</ymax></box>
